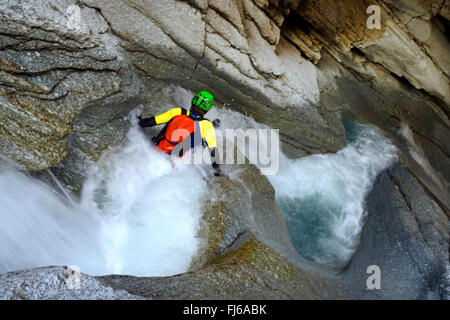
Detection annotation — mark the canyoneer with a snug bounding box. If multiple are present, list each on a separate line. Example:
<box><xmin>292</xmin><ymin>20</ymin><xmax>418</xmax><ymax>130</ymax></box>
<box><xmin>137</xmin><ymin>90</ymin><xmax>222</xmax><ymax>176</ymax></box>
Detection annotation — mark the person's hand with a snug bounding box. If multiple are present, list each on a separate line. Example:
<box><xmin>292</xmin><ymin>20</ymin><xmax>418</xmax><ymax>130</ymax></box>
<box><xmin>212</xmin><ymin>119</ymin><xmax>221</xmax><ymax>128</ymax></box>
<box><xmin>214</xmin><ymin>170</ymin><xmax>229</xmax><ymax>178</ymax></box>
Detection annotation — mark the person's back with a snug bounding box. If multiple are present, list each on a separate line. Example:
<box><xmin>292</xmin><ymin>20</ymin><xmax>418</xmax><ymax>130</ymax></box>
<box><xmin>138</xmin><ymin>91</ymin><xmax>222</xmax><ymax>176</ymax></box>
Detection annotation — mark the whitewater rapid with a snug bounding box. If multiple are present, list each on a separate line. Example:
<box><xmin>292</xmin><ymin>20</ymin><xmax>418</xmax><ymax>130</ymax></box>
<box><xmin>269</xmin><ymin>119</ymin><xmax>397</xmax><ymax>267</ymax></box>
<box><xmin>0</xmin><ymin>121</ymin><xmax>208</xmax><ymax>276</ymax></box>
<box><xmin>209</xmin><ymin>102</ymin><xmax>398</xmax><ymax>268</ymax></box>
<box><xmin>0</xmin><ymin>87</ymin><xmax>398</xmax><ymax>275</ymax></box>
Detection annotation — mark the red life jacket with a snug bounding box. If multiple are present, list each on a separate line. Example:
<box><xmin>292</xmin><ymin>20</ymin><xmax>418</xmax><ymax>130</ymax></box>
<box><xmin>157</xmin><ymin>114</ymin><xmax>202</xmax><ymax>154</ymax></box>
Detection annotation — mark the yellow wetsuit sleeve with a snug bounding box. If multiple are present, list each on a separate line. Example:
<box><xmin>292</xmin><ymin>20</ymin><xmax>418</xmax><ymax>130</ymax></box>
<box><xmin>199</xmin><ymin>120</ymin><xmax>217</xmax><ymax>149</ymax></box>
<box><xmin>154</xmin><ymin>107</ymin><xmax>183</xmax><ymax>125</ymax></box>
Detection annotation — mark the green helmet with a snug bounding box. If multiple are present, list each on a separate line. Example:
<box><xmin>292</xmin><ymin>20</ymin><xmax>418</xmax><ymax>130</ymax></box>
<box><xmin>192</xmin><ymin>91</ymin><xmax>214</xmax><ymax>112</ymax></box>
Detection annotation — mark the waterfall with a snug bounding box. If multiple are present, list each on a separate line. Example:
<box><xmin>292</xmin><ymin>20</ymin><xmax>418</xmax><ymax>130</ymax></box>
<box><xmin>0</xmin><ymin>122</ymin><xmax>208</xmax><ymax>277</ymax></box>
<box><xmin>0</xmin><ymin>92</ymin><xmax>397</xmax><ymax>275</ymax></box>
<box><xmin>209</xmin><ymin>103</ymin><xmax>398</xmax><ymax>268</ymax></box>
<box><xmin>269</xmin><ymin>119</ymin><xmax>397</xmax><ymax>267</ymax></box>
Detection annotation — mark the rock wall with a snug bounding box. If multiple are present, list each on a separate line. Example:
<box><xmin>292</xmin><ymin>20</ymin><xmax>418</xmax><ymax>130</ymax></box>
<box><xmin>0</xmin><ymin>237</ymin><xmax>351</xmax><ymax>300</ymax></box>
<box><xmin>299</xmin><ymin>0</ymin><xmax>450</xmax><ymax>210</ymax></box>
<box><xmin>0</xmin><ymin>266</ymin><xmax>141</xmax><ymax>299</ymax></box>
<box><xmin>341</xmin><ymin>163</ymin><xmax>449</xmax><ymax>299</ymax></box>
<box><xmin>100</xmin><ymin>236</ymin><xmax>350</xmax><ymax>299</ymax></box>
<box><xmin>0</xmin><ymin>0</ymin><xmax>346</xmax><ymax>174</ymax></box>
<box><xmin>1</xmin><ymin>0</ymin><xmax>448</xmax><ymax>208</ymax></box>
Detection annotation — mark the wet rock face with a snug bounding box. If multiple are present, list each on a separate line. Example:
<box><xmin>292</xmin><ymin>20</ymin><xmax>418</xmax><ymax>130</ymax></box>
<box><xmin>0</xmin><ymin>238</ymin><xmax>351</xmax><ymax>300</ymax></box>
<box><xmin>341</xmin><ymin>163</ymin><xmax>449</xmax><ymax>299</ymax></box>
<box><xmin>189</xmin><ymin>150</ymin><xmax>350</xmax><ymax>299</ymax></box>
<box><xmin>0</xmin><ymin>158</ymin><xmax>353</xmax><ymax>300</ymax></box>
<box><xmin>194</xmin><ymin>155</ymin><xmax>299</xmax><ymax>268</ymax></box>
<box><xmin>0</xmin><ymin>266</ymin><xmax>140</xmax><ymax>300</ymax></box>
<box><xmin>299</xmin><ymin>0</ymin><xmax>450</xmax><ymax>210</ymax></box>
<box><xmin>99</xmin><ymin>237</ymin><xmax>351</xmax><ymax>300</ymax></box>
<box><xmin>0</xmin><ymin>0</ymin><xmax>348</xmax><ymax>177</ymax></box>
<box><xmin>0</xmin><ymin>1</ymin><xmax>127</xmax><ymax>170</ymax></box>
<box><xmin>317</xmin><ymin>47</ymin><xmax>450</xmax><ymax>210</ymax></box>
<box><xmin>2</xmin><ymin>0</ymin><xmax>448</xmax><ymax>208</ymax></box>
<box><xmin>78</xmin><ymin>0</ymin><xmax>348</xmax><ymax>158</ymax></box>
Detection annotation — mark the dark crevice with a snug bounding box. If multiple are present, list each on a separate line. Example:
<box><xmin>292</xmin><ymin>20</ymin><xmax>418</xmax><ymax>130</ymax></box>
<box><xmin>187</xmin><ymin>15</ymin><xmax>207</xmax><ymax>80</ymax></box>
<box><xmin>0</xmin><ymin>19</ymin><xmax>92</xmax><ymax>45</ymax></box>
<box><xmin>435</xmin><ymin>14</ymin><xmax>450</xmax><ymax>36</ymax></box>
<box><xmin>0</xmin><ymin>36</ymin><xmax>99</xmax><ymax>53</ymax></box>
<box><xmin>0</xmin><ymin>71</ymin><xmax>70</xmax><ymax>95</ymax></box>
<box><xmin>222</xmin><ymin>229</ymin><xmax>249</xmax><ymax>252</ymax></box>
<box><xmin>72</xmin><ymin>117</ymin><xmax>125</xmax><ymax>135</ymax></box>
<box><xmin>386</xmin><ymin>170</ymin><xmax>413</xmax><ymax>213</ymax></box>
<box><xmin>280</xmin><ymin>9</ymin><xmax>322</xmax><ymax>63</ymax></box>
<box><xmin>0</xmin><ymin>66</ymin><xmax>119</xmax><ymax>77</ymax></box>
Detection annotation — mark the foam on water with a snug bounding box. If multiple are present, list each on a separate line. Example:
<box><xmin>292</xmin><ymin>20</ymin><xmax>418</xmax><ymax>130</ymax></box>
<box><xmin>0</xmin><ymin>118</ymin><xmax>208</xmax><ymax>276</ymax></box>
<box><xmin>167</xmin><ymin>86</ymin><xmax>398</xmax><ymax>267</ymax></box>
<box><xmin>269</xmin><ymin>119</ymin><xmax>398</xmax><ymax>267</ymax></box>
<box><xmin>0</xmin><ymin>86</ymin><xmax>398</xmax><ymax>274</ymax></box>
<box><xmin>211</xmin><ymin>104</ymin><xmax>398</xmax><ymax>267</ymax></box>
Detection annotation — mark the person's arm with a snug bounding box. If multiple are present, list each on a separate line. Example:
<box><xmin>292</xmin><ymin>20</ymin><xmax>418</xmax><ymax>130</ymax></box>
<box><xmin>210</xmin><ymin>148</ymin><xmax>222</xmax><ymax>176</ymax></box>
<box><xmin>200</xmin><ymin>120</ymin><xmax>223</xmax><ymax>176</ymax></box>
<box><xmin>138</xmin><ymin>107</ymin><xmax>184</xmax><ymax>127</ymax></box>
